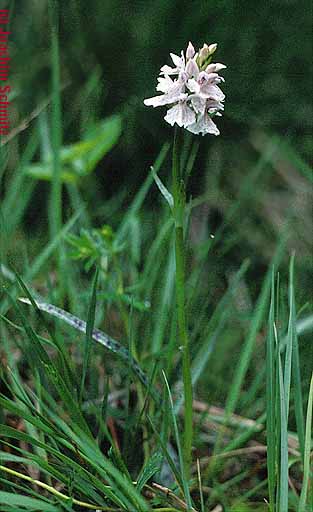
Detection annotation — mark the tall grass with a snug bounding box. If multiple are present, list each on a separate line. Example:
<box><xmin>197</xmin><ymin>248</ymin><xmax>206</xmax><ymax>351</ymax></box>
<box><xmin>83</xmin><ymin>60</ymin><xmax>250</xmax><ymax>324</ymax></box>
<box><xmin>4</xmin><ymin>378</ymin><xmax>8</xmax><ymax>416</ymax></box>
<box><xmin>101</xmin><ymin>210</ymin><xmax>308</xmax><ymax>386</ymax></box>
<box><xmin>0</xmin><ymin>6</ymin><xmax>312</xmax><ymax>509</ymax></box>
<box><xmin>265</xmin><ymin>256</ymin><xmax>312</xmax><ymax>511</ymax></box>
<box><xmin>1</xmin><ymin>146</ymin><xmax>312</xmax><ymax>509</ymax></box>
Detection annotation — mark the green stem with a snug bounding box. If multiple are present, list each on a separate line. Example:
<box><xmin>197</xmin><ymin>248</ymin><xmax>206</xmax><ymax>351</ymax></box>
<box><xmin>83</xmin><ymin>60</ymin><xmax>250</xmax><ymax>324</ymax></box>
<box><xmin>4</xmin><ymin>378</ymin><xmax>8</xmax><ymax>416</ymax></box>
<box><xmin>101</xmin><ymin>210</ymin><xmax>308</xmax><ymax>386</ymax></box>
<box><xmin>49</xmin><ymin>1</ymin><xmax>62</xmax><ymax>239</ymax></box>
<box><xmin>172</xmin><ymin>127</ymin><xmax>193</xmax><ymax>482</ymax></box>
<box><xmin>49</xmin><ymin>0</ymin><xmax>66</xmax><ymax>301</ymax></box>
<box><xmin>0</xmin><ymin>465</ymin><xmax>103</xmax><ymax>510</ymax></box>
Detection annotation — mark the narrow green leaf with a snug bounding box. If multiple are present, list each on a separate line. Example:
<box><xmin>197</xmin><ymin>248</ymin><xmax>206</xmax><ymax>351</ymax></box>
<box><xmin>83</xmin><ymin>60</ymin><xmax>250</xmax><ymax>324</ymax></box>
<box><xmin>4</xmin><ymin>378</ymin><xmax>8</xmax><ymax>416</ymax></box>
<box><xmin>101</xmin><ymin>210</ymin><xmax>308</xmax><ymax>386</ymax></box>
<box><xmin>136</xmin><ymin>452</ymin><xmax>163</xmax><ymax>493</ymax></box>
<box><xmin>117</xmin><ymin>142</ymin><xmax>170</xmax><ymax>242</ymax></box>
<box><xmin>6</xmin><ymin>287</ymin><xmax>90</xmax><ymax>435</ymax></box>
<box><xmin>79</xmin><ymin>269</ymin><xmax>98</xmax><ymax>403</ymax></box>
<box><xmin>299</xmin><ymin>371</ymin><xmax>313</xmax><ymax>511</ymax></box>
<box><xmin>225</xmin><ymin>230</ymin><xmax>287</xmax><ymax>416</ymax></box>
<box><xmin>284</xmin><ymin>254</ymin><xmax>295</xmax><ymax>422</ymax></box>
<box><xmin>0</xmin><ymin>492</ymin><xmax>59</xmax><ymax>511</ymax></box>
<box><xmin>147</xmin><ymin>414</ymin><xmax>184</xmax><ymax>493</ymax></box>
<box><xmin>266</xmin><ymin>269</ymin><xmax>276</xmax><ymax>510</ymax></box>
<box><xmin>162</xmin><ymin>371</ymin><xmax>192</xmax><ymax>510</ymax></box>
<box><xmin>18</xmin><ymin>297</ymin><xmax>161</xmax><ymax>404</ymax></box>
<box><xmin>151</xmin><ymin>165</ymin><xmax>174</xmax><ymax>209</ymax></box>
<box><xmin>48</xmin><ymin>0</ymin><xmax>62</xmax><ymax>245</ymax></box>
<box><xmin>290</xmin><ymin>275</ymin><xmax>305</xmax><ymax>461</ymax></box>
<box><xmin>278</xmin><ymin>350</ymin><xmax>289</xmax><ymax>512</ymax></box>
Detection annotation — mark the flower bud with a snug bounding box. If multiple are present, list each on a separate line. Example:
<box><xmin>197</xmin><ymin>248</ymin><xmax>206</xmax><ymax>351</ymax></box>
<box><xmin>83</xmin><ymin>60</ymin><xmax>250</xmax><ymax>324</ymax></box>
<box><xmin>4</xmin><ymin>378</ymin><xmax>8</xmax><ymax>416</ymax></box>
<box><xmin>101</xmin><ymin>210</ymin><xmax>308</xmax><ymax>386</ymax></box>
<box><xmin>205</xmin><ymin>62</ymin><xmax>227</xmax><ymax>73</ymax></box>
<box><xmin>208</xmin><ymin>43</ymin><xmax>217</xmax><ymax>55</ymax></box>
<box><xmin>199</xmin><ymin>43</ymin><xmax>209</xmax><ymax>62</ymax></box>
<box><xmin>186</xmin><ymin>41</ymin><xmax>195</xmax><ymax>59</ymax></box>
<box><xmin>198</xmin><ymin>43</ymin><xmax>218</xmax><ymax>68</ymax></box>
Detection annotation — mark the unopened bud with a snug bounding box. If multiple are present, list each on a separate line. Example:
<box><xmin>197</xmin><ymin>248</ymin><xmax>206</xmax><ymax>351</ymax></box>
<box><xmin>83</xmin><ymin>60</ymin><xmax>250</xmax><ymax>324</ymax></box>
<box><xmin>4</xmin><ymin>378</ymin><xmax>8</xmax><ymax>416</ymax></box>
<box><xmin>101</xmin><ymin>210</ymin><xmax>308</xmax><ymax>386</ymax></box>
<box><xmin>198</xmin><ymin>43</ymin><xmax>218</xmax><ymax>68</ymax></box>
<box><xmin>205</xmin><ymin>62</ymin><xmax>227</xmax><ymax>73</ymax></box>
<box><xmin>186</xmin><ymin>41</ymin><xmax>195</xmax><ymax>59</ymax></box>
<box><xmin>199</xmin><ymin>43</ymin><xmax>209</xmax><ymax>62</ymax></box>
<box><xmin>208</xmin><ymin>43</ymin><xmax>217</xmax><ymax>55</ymax></box>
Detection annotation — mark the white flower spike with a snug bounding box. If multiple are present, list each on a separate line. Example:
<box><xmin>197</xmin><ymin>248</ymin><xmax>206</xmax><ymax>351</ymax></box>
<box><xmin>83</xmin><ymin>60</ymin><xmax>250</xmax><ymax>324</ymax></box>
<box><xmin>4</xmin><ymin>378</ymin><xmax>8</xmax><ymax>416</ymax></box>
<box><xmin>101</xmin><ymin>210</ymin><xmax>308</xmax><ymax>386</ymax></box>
<box><xmin>144</xmin><ymin>41</ymin><xmax>226</xmax><ymax>135</ymax></box>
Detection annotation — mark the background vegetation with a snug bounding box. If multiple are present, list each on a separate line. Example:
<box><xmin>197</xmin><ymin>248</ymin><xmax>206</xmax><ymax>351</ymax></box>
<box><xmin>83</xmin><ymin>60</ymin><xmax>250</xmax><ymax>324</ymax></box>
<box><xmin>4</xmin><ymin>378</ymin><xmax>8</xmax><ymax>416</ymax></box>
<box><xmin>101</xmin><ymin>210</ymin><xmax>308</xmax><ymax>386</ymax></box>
<box><xmin>0</xmin><ymin>0</ymin><xmax>312</xmax><ymax>510</ymax></box>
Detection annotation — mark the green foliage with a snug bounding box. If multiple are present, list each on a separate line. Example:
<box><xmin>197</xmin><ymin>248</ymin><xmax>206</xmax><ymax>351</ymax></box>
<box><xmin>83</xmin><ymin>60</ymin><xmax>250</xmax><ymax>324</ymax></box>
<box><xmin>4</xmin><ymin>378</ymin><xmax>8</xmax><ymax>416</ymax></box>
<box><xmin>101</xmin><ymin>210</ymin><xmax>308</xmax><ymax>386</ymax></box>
<box><xmin>67</xmin><ymin>225</ymin><xmax>150</xmax><ymax>312</ymax></box>
<box><xmin>136</xmin><ymin>452</ymin><xmax>163</xmax><ymax>493</ymax></box>
<box><xmin>67</xmin><ymin>225</ymin><xmax>124</xmax><ymax>271</ymax></box>
<box><xmin>25</xmin><ymin>116</ymin><xmax>122</xmax><ymax>183</ymax></box>
<box><xmin>299</xmin><ymin>372</ymin><xmax>313</xmax><ymax>510</ymax></box>
<box><xmin>0</xmin><ymin>2</ymin><xmax>312</xmax><ymax>510</ymax></box>
<box><xmin>265</xmin><ymin>258</ymin><xmax>313</xmax><ymax>511</ymax></box>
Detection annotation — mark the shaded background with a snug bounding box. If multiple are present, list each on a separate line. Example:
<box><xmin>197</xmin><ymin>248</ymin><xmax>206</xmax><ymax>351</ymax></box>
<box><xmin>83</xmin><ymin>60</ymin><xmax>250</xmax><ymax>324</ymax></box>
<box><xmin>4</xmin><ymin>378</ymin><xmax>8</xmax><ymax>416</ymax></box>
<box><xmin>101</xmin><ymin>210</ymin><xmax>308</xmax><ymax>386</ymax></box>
<box><xmin>10</xmin><ymin>3</ymin><xmax>312</xmax><ymax>267</ymax></box>
<box><xmin>12</xmin><ymin>0</ymin><xmax>312</xmax><ymax>161</ymax></box>
<box><xmin>4</xmin><ymin>0</ymin><xmax>313</xmax><ymax>397</ymax></box>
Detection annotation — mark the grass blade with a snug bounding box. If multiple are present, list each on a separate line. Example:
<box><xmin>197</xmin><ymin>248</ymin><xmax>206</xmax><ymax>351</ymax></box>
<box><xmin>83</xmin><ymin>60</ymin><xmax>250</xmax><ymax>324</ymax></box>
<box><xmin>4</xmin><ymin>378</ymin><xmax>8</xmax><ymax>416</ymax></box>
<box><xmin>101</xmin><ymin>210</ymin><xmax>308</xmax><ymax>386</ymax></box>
<box><xmin>299</xmin><ymin>371</ymin><xmax>313</xmax><ymax>511</ymax></box>
<box><xmin>290</xmin><ymin>259</ymin><xmax>306</xmax><ymax>462</ymax></box>
<box><xmin>225</xmin><ymin>230</ymin><xmax>288</xmax><ymax>417</ymax></box>
<box><xmin>162</xmin><ymin>371</ymin><xmax>193</xmax><ymax>511</ymax></box>
<box><xmin>0</xmin><ymin>492</ymin><xmax>59</xmax><ymax>512</ymax></box>
<box><xmin>266</xmin><ymin>269</ymin><xmax>276</xmax><ymax>510</ymax></box>
<box><xmin>48</xmin><ymin>0</ymin><xmax>62</xmax><ymax>244</ymax></box>
<box><xmin>278</xmin><ymin>349</ymin><xmax>289</xmax><ymax>512</ymax></box>
<box><xmin>284</xmin><ymin>254</ymin><xmax>295</xmax><ymax>422</ymax></box>
<box><xmin>18</xmin><ymin>297</ymin><xmax>160</xmax><ymax>404</ymax></box>
<box><xmin>117</xmin><ymin>142</ymin><xmax>170</xmax><ymax>243</ymax></box>
<box><xmin>79</xmin><ymin>269</ymin><xmax>98</xmax><ymax>403</ymax></box>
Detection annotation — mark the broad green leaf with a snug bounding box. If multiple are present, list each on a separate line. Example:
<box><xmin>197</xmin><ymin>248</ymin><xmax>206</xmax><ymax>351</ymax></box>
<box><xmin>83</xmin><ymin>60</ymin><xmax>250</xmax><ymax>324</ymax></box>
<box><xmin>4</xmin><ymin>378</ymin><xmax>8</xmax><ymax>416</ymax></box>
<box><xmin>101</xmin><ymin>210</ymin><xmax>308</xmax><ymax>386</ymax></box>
<box><xmin>24</xmin><ymin>115</ymin><xmax>122</xmax><ymax>183</ymax></box>
<box><xmin>25</xmin><ymin>162</ymin><xmax>78</xmax><ymax>183</ymax></box>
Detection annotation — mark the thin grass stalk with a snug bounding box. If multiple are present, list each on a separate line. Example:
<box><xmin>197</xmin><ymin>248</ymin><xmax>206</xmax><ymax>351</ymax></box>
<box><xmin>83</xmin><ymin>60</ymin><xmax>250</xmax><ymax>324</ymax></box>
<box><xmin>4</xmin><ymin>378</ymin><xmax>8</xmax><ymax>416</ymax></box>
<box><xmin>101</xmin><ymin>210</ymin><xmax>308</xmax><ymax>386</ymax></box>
<box><xmin>284</xmin><ymin>254</ymin><xmax>295</xmax><ymax>422</ymax></box>
<box><xmin>49</xmin><ymin>1</ymin><xmax>62</xmax><ymax>242</ymax></box>
<box><xmin>172</xmin><ymin>126</ymin><xmax>193</xmax><ymax>481</ymax></box>
<box><xmin>266</xmin><ymin>269</ymin><xmax>276</xmax><ymax>510</ymax></box>
<box><xmin>0</xmin><ymin>465</ymin><xmax>103</xmax><ymax>510</ymax></box>
<box><xmin>289</xmin><ymin>255</ymin><xmax>306</xmax><ymax>462</ymax></box>
<box><xmin>79</xmin><ymin>269</ymin><xmax>98</xmax><ymax>404</ymax></box>
<box><xmin>48</xmin><ymin>0</ymin><xmax>66</xmax><ymax>300</ymax></box>
<box><xmin>299</xmin><ymin>371</ymin><xmax>313</xmax><ymax>511</ymax></box>
<box><xmin>278</xmin><ymin>349</ymin><xmax>288</xmax><ymax>512</ymax></box>
<box><xmin>162</xmin><ymin>372</ymin><xmax>193</xmax><ymax>511</ymax></box>
<box><xmin>274</xmin><ymin>321</ymin><xmax>281</xmax><ymax>511</ymax></box>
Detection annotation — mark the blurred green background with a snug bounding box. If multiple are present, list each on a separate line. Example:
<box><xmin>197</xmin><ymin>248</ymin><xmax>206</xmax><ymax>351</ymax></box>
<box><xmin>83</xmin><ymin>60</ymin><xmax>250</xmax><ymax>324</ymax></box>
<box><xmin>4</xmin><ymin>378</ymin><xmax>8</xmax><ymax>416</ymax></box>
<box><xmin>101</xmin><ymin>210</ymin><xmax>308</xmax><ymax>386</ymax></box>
<box><xmin>10</xmin><ymin>3</ymin><xmax>312</xmax><ymax>273</ymax></box>
<box><xmin>0</xmin><ymin>1</ymin><xmax>312</xmax><ymax>502</ymax></box>
<box><xmin>0</xmin><ymin>3</ymin><xmax>312</xmax><ymax>507</ymax></box>
<box><xmin>12</xmin><ymin>0</ymin><xmax>312</xmax><ymax>161</ymax></box>
<box><xmin>3</xmin><ymin>0</ymin><xmax>313</xmax><ymax>394</ymax></box>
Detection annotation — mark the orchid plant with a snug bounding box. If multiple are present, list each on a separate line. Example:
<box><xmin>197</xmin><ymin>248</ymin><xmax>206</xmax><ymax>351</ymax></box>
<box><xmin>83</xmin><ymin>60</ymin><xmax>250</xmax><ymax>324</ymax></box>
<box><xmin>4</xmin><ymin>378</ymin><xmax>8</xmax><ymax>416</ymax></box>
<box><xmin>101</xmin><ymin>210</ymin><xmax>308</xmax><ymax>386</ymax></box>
<box><xmin>144</xmin><ymin>42</ymin><xmax>226</xmax><ymax>486</ymax></box>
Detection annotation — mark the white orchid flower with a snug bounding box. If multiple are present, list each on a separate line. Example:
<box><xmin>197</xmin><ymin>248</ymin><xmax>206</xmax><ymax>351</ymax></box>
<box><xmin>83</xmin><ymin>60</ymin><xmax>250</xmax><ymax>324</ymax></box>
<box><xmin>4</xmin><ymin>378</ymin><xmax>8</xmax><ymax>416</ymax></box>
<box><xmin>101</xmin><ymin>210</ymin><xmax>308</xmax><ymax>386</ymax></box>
<box><xmin>144</xmin><ymin>41</ymin><xmax>226</xmax><ymax>136</ymax></box>
<box><xmin>164</xmin><ymin>101</ymin><xmax>196</xmax><ymax>128</ymax></box>
<box><xmin>160</xmin><ymin>51</ymin><xmax>186</xmax><ymax>76</ymax></box>
<box><xmin>187</xmin><ymin>112</ymin><xmax>220</xmax><ymax>136</ymax></box>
